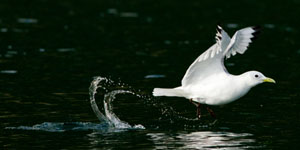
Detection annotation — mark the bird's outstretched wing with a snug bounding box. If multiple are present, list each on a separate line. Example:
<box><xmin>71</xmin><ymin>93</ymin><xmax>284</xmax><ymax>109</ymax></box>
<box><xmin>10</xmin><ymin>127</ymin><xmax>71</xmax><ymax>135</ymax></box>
<box><xmin>181</xmin><ymin>25</ymin><xmax>260</xmax><ymax>87</ymax></box>
<box><xmin>223</xmin><ymin>26</ymin><xmax>260</xmax><ymax>59</ymax></box>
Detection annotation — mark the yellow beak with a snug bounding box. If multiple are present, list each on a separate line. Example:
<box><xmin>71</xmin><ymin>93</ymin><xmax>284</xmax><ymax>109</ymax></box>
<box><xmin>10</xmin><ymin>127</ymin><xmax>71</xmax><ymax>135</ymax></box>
<box><xmin>263</xmin><ymin>77</ymin><xmax>276</xmax><ymax>83</ymax></box>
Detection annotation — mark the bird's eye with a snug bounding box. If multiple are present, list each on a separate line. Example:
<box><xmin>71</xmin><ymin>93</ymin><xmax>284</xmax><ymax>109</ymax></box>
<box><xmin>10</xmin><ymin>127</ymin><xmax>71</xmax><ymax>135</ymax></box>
<box><xmin>255</xmin><ymin>74</ymin><xmax>259</xmax><ymax>78</ymax></box>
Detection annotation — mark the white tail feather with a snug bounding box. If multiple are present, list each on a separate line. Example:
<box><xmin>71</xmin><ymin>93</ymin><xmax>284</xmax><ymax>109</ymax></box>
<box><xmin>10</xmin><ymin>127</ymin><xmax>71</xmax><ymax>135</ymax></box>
<box><xmin>153</xmin><ymin>87</ymin><xmax>184</xmax><ymax>97</ymax></box>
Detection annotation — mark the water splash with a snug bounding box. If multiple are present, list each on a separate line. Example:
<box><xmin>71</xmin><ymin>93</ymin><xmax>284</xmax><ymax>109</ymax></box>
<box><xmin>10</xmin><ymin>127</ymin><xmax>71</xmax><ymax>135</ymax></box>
<box><xmin>5</xmin><ymin>76</ymin><xmax>145</xmax><ymax>132</ymax></box>
<box><xmin>5</xmin><ymin>76</ymin><xmax>213</xmax><ymax>132</ymax></box>
<box><xmin>89</xmin><ymin>76</ymin><xmax>144</xmax><ymax>129</ymax></box>
<box><xmin>88</xmin><ymin>77</ymin><xmax>213</xmax><ymax>127</ymax></box>
<box><xmin>89</xmin><ymin>76</ymin><xmax>111</xmax><ymax>124</ymax></box>
<box><xmin>104</xmin><ymin>90</ymin><xmax>133</xmax><ymax>128</ymax></box>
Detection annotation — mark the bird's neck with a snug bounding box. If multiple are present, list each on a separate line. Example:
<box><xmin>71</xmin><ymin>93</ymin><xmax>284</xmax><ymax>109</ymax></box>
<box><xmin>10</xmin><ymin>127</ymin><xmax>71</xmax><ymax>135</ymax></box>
<box><xmin>226</xmin><ymin>74</ymin><xmax>252</xmax><ymax>99</ymax></box>
<box><xmin>235</xmin><ymin>73</ymin><xmax>254</xmax><ymax>88</ymax></box>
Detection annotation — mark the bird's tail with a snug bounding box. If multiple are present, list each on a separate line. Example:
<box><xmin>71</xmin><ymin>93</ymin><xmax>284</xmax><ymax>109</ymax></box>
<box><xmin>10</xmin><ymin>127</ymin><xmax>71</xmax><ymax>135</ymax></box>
<box><xmin>153</xmin><ymin>87</ymin><xmax>185</xmax><ymax>97</ymax></box>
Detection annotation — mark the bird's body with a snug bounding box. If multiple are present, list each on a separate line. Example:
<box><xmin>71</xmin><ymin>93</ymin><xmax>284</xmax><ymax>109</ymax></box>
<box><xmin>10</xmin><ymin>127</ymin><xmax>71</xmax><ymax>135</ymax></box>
<box><xmin>155</xmin><ymin>72</ymin><xmax>253</xmax><ymax>105</ymax></box>
<box><xmin>153</xmin><ymin>25</ymin><xmax>275</xmax><ymax>117</ymax></box>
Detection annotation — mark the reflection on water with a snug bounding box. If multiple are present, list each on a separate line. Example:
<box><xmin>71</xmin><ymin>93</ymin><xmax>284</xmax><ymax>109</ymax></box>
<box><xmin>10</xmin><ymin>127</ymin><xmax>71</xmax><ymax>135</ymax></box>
<box><xmin>106</xmin><ymin>8</ymin><xmax>139</xmax><ymax>18</ymax></box>
<box><xmin>0</xmin><ymin>70</ymin><xmax>17</xmax><ymax>74</ymax></box>
<box><xmin>5</xmin><ymin>122</ymin><xmax>109</xmax><ymax>132</ymax></box>
<box><xmin>57</xmin><ymin>48</ymin><xmax>76</xmax><ymax>52</ymax></box>
<box><xmin>148</xmin><ymin>131</ymin><xmax>259</xmax><ymax>149</ymax></box>
<box><xmin>17</xmin><ymin>18</ymin><xmax>38</xmax><ymax>24</ymax></box>
<box><xmin>120</xmin><ymin>12</ymin><xmax>139</xmax><ymax>18</ymax></box>
<box><xmin>144</xmin><ymin>74</ymin><xmax>166</xmax><ymax>79</ymax></box>
<box><xmin>0</xmin><ymin>28</ymin><xmax>8</xmax><ymax>32</ymax></box>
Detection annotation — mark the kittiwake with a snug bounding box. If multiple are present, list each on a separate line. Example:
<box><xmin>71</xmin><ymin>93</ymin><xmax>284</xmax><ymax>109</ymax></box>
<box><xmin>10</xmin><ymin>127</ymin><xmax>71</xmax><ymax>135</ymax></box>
<box><xmin>153</xmin><ymin>25</ymin><xmax>275</xmax><ymax>119</ymax></box>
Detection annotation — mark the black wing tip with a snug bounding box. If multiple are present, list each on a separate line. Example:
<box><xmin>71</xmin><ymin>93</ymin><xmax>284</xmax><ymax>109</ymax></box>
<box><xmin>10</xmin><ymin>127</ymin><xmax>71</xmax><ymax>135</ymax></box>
<box><xmin>251</xmin><ymin>25</ymin><xmax>262</xmax><ymax>40</ymax></box>
<box><xmin>252</xmin><ymin>25</ymin><xmax>261</xmax><ymax>31</ymax></box>
<box><xmin>251</xmin><ymin>32</ymin><xmax>260</xmax><ymax>40</ymax></box>
<box><xmin>215</xmin><ymin>35</ymin><xmax>222</xmax><ymax>41</ymax></box>
<box><xmin>251</xmin><ymin>36</ymin><xmax>258</xmax><ymax>41</ymax></box>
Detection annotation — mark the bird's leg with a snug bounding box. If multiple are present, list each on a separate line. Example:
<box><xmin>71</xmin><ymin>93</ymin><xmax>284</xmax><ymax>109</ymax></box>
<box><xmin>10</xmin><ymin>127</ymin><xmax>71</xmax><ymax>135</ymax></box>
<box><xmin>206</xmin><ymin>106</ymin><xmax>216</xmax><ymax>119</ymax></box>
<box><xmin>197</xmin><ymin>103</ymin><xmax>201</xmax><ymax>119</ymax></box>
<box><xmin>189</xmin><ymin>98</ymin><xmax>198</xmax><ymax>107</ymax></box>
<box><xmin>189</xmin><ymin>99</ymin><xmax>201</xmax><ymax>119</ymax></box>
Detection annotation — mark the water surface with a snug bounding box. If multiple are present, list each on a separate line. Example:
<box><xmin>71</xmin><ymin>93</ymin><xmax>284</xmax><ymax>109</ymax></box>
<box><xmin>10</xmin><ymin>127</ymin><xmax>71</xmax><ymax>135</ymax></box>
<box><xmin>1</xmin><ymin>0</ymin><xmax>300</xmax><ymax>149</ymax></box>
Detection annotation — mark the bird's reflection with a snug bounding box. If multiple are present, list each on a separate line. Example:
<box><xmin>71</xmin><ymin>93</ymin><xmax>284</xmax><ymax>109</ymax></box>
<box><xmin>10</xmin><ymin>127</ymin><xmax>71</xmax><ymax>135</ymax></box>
<box><xmin>147</xmin><ymin>131</ymin><xmax>258</xmax><ymax>149</ymax></box>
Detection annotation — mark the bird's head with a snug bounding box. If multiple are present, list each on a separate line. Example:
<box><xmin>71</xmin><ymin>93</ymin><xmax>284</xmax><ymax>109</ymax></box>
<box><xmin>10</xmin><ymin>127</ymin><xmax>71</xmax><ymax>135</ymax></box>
<box><xmin>244</xmin><ymin>71</ymin><xmax>276</xmax><ymax>87</ymax></box>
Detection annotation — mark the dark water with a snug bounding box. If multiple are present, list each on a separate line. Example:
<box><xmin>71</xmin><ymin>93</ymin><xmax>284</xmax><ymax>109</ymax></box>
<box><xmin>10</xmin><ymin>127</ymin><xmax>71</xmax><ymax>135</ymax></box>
<box><xmin>1</xmin><ymin>0</ymin><xmax>300</xmax><ymax>149</ymax></box>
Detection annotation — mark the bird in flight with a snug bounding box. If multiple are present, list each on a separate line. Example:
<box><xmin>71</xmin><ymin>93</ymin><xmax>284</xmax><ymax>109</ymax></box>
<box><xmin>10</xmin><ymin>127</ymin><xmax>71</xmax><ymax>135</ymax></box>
<box><xmin>153</xmin><ymin>25</ymin><xmax>275</xmax><ymax>119</ymax></box>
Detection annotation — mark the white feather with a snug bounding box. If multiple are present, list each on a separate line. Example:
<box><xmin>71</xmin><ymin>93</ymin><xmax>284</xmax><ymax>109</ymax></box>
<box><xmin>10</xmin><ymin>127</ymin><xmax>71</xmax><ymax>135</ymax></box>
<box><xmin>153</xmin><ymin>25</ymin><xmax>263</xmax><ymax>106</ymax></box>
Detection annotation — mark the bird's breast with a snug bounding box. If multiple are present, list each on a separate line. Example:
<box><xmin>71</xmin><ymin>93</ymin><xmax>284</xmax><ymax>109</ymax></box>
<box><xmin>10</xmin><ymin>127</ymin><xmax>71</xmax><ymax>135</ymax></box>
<box><xmin>186</xmin><ymin>75</ymin><xmax>251</xmax><ymax>105</ymax></box>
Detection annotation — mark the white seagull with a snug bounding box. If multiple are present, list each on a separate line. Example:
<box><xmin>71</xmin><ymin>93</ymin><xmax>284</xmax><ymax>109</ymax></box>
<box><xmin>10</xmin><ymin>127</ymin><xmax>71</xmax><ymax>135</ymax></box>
<box><xmin>153</xmin><ymin>25</ymin><xmax>275</xmax><ymax>119</ymax></box>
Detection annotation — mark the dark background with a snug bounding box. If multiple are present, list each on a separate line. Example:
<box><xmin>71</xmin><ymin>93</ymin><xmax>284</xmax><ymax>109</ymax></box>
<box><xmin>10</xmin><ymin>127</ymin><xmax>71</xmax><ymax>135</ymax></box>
<box><xmin>0</xmin><ymin>0</ymin><xmax>299</xmax><ymax>149</ymax></box>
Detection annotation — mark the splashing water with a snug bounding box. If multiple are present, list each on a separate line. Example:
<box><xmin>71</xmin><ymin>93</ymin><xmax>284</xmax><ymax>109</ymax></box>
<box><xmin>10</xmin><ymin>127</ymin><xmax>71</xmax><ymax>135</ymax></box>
<box><xmin>103</xmin><ymin>90</ymin><xmax>134</xmax><ymax>128</ymax></box>
<box><xmin>89</xmin><ymin>77</ymin><xmax>111</xmax><ymax>124</ymax></box>
<box><xmin>5</xmin><ymin>75</ymin><xmax>214</xmax><ymax>132</ymax></box>
<box><xmin>88</xmin><ymin>76</ymin><xmax>214</xmax><ymax>129</ymax></box>
<box><xmin>89</xmin><ymin>76</ymin><xmax>145</xmax><ymax>129</ymax></box>
<box><xmin>6</xmin><ymin>76</ymin><xmax>145</xmax><ymax>132</ymax></box>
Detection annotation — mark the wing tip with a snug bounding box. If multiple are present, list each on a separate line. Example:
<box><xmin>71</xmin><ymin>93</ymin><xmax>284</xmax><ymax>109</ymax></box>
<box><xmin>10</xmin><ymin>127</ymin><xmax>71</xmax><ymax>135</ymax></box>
<box><xmin>252</xmin><ymin>25</ymin><xmax>261</xmax><ymax>31</ymax></box>
<box><xmin>251</xmin><ymin>25</ymin><xmax>262</xmax><ymax>40</ymax></box>
<box><xmin>215</xmin><ymin>35</ymin><xmax>222</xmax><ymax>41</ymax></box>
<box><xmin>216</xmin><ymin>23</ymin><xmax>222</xmax><ymax>32</ymax></box>
<box><xmin>216</xmin><ymin>23</ymin><xmax>223</xmax><ymax>41</ymax></box>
